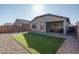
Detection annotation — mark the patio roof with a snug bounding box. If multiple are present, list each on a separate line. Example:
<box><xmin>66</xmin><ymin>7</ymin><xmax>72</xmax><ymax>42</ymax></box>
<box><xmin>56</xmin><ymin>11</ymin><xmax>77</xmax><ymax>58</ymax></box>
<box><xmin>31</xmin><ymin>13</ymin><xmax>70</xmax><ymax>24</ymax></box>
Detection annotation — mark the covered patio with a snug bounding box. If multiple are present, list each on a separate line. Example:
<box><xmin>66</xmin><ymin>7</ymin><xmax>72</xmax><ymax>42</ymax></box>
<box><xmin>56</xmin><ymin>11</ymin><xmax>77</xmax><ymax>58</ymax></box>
<box><xmin>46</xmin><ymin>21</ymin><xmax>67</xmax><ymax>35</ymax></box>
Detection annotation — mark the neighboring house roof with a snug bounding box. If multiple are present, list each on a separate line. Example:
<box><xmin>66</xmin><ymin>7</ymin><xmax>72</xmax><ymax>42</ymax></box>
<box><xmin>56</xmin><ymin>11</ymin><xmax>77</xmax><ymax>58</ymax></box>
<box><xmin>4</xmin><ymin>23</ymin><xmax>14</xmax><ymax>26</ymax></box>
<box><xmin>31</xmin><ymin>13</ymin><xmax>70</xmax><ymax>24</ymax></box>
<box><xmin>14</xmin><ymin>19</ymin><xmax>31</xmax><ymax>24</ymax></box>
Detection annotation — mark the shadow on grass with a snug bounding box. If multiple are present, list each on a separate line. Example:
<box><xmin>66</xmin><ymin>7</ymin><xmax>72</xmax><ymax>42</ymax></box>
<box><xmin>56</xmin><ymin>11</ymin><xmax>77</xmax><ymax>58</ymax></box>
<box><xmin>23</xmin><ymin>32</ymin><xmax>65</xmax><ymax>54</ymax></box>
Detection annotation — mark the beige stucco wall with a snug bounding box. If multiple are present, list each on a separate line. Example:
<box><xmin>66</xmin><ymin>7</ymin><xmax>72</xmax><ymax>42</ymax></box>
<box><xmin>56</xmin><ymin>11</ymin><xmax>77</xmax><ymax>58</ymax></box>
<box><xmin>31</xmin><ymin>15</ymin><xmax>69</xmax><ymax>33</ymax></box>
<box><xmin>31</xmin><ymin>21</ymin><xmax>46</xmax><ymax>32</ymax></box>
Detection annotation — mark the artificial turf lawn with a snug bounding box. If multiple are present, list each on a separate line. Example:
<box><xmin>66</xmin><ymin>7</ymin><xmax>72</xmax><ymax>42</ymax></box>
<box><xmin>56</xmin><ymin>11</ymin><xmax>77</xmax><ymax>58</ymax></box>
<box><xmin>12</xmin><ymin>32</ymin><xmax>64</xmax><ymax>54</ymax></box>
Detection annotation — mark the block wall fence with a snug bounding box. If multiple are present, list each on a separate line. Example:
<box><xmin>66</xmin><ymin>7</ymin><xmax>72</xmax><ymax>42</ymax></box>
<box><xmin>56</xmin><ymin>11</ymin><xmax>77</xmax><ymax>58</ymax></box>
<box><xmin>0</xmin><ymin>24</ymin><xmax>30</xmax><ymax>33</ymax></box>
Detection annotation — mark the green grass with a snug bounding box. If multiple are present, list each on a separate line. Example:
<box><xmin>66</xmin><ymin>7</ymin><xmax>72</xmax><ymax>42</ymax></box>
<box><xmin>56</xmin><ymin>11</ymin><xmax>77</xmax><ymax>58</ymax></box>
<box><xmin>12</xmin><ymin>32</ymin><xmax>65</xmax><ymax>54</ymax></box>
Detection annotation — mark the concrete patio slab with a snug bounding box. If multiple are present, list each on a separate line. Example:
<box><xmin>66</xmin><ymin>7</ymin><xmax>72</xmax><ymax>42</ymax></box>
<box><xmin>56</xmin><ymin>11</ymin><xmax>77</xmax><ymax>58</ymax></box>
<box><xmin>56</xmin><ymin>36</ymin><xmax>79</xmax><ymax>54</ymax></box>
<box><xmin>0</xmin><ymin>33</ymin><xmax>30</xmax><ymax>54</ymax></box>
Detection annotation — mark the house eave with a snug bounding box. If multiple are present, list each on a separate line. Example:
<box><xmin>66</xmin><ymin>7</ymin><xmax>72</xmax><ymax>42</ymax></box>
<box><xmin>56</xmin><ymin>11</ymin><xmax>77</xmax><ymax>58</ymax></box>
<box><xmin>31</xmin><ymin>13</ymin><xmax>70</xmax><ymax>24</ymax></box>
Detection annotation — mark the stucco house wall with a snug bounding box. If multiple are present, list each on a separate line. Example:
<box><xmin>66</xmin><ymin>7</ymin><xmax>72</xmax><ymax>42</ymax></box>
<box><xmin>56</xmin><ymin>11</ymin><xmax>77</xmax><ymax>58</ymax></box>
<box><xmin>31</xmin><ymin>14</ymin><xmax>70</xmax><ymax>35</ymax></box>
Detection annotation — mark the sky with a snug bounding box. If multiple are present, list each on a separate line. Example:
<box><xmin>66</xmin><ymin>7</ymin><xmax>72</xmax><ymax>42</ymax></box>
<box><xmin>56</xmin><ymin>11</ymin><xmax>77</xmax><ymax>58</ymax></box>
<box><xmin>0</xmin><ymin>4</ymin><xmax>79</xmax><ymax>25</ymax></box>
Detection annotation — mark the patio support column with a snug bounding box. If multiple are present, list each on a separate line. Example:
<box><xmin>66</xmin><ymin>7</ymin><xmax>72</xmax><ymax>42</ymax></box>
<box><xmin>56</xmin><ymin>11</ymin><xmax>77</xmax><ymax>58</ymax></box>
<box><xmin>44</xmin><ymin>22</ymin><xmax>46</xmax><ymax>32</ymax></box>
<box><xmin>63</xmin><ymin>20</ymin><xmax>66</xmax><ymax>35</ymax></box>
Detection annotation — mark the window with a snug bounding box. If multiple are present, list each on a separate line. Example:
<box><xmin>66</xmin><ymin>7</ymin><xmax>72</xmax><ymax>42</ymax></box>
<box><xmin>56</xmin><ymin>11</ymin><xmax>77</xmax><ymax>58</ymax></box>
<box><xmin>16</xmin><ymin>24</ymin><xmax>22</xmax><ymax>27</ymax></box>
<box><xmin>32</xmin><ymin>23</ymin><xmax>36</xmax><ymax>29</ymax></box>
<box><xmin>19</xmin><ymin>24</ymin><xmax>22</xmax><ymax>27</ymax></box>
<box><xmin>40</xmin><ymin>22</ymin><xmax>44</xmax><ymax>29</ymax></box>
